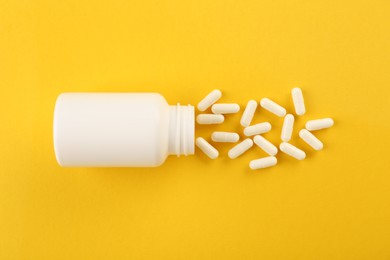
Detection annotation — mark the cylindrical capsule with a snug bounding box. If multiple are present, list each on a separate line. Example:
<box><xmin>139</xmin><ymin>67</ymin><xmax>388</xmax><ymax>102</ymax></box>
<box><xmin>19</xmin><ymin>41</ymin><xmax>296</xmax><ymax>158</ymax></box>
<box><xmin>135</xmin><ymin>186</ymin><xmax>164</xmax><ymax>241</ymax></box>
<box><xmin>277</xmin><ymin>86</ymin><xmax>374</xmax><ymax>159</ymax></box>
<box><xmin>240</xmin><ymin>100</ymin><xmax>257</xmax><ymax>127</ymax></box>
<box><xmin>299</xmin><ymin>129</ymin><xmax>323</xmax><ymax>150</ymax></box>
<box><xmin>249</xmin><ymin>156</ymin><xmax>277</xmax><ymax>170</ymax></box>
<box><xmin>228</xmin><ymin>138</ymin><xmax>253</xmax><ymax>159</ymax></box>
<box><xmin>281</xmin><ymin>114</ymin><xmax>295</xmax><ymax>142</ymax></box>
<box><xmin>196</xmin><ymin>114</ymin><xmax>224</xmax><ymax>124</ymax></box>
<box><xmin>211</xmin><ymin>131</ymin><xmax>240</xmax><ymax>143</ymax></box>
<box><xmin>291</xmin><ymin>88</ymin><xmax>306</xmax><ymax>115</ymax></box>
<box><xmin>279</xmin><ymin>142</ymin><xmax>306</xmax><ymax>160</ymax></box>
<box><xmin>305</xmin><ymin>118</ymin><xmax>334</xmax><ymax>131</ymax></box>
<box><xmin>196</xmin><ymin>137</ymin><xmax>219</xmax><ymax>159</ymax></box>
<box><xmin>253</xmin><ymin>135</ymin><xmax>278</xmax><ymax>156</ymax></box>
<box><xmin>197</xmin><ymin>89</ymin><xmax>222</xmax><ymax>111</ymax></box>
<box><xmin>211</xmin><ymin>103</ymin><xmax>240</xmax><ymax>114</ymax></box>
<box><xmin>260</xmin><ymin>98</ymin><xmax>286</xmax><ymax>117</ymax></box>
<box><xmin>244</xmin><ymin>122</ymin><xmax>272</xmax><ymax>136</ymax></box>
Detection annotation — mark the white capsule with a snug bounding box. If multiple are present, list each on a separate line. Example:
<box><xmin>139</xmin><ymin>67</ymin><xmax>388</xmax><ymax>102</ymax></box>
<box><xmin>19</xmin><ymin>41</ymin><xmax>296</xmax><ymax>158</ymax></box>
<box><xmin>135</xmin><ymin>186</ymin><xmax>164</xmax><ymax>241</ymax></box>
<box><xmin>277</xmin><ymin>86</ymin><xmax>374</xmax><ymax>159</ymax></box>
<box><xmin>228</xmin><ymin>138</ymin><xmax>253</xmax><ymax>159</ymax></box>
<box><xmin>281</xmin><ymin>114</ymin><xmax>295</xmax><ymax>142</ymax></box>
<box><xmin>211</xmin><ymin>103</ymin><xmax>240</xmax><ymax>114</ymax></box>
<box><xmin>211</xmin><ymin>131</ymin><xmax>240</xmax><ymax>143</ymax></box>
<box><xmin>291</xmin><ymin>87</ymin><xmax>306</xmax><ymax>115</ymax></box>
<box><xmin>279</xmin><ymin>142</ymin><xmax>306</xmax><ymax>160</ymax></box>
<box><xmin>196</xmin><ymin>137</ymin><xmax>219</xmax><ymax>159</ymax></box>
<box><xmin>197</xmin><ymin>89</ymin><xmax>222</xmax><ymax>111</ymax></box>
<box><xmin>299</xmin><ymin>129</ymin><xmax>323</xmax><ymax>150</ymax></box>
<box><xmin>244</xmin><ymin>122</ymin><xmax>271</xmax><ymax>136</ymax></box>
<box><xmin>305</xmin><ymin>118</ymin><xmax>334</xmax><ymax>131</ymax></box>
<box><xmin>240</xmin><ymin>100</ymin><xmax>257</xmax><ymax>127</ymax></box>
<box><xmin>253</xmin><ymin>135</ymin><xmax>278</xmax><ymax>156</ymax></box>
<box><xmin>196</xmin><ymin>114</ymin><xmax>224</xmax><ymax>124</ymax></box>
<box><xmin>249</xmin><ymin>156</ymin><xmax>277</xmax><ymax>170</ymax></box>
<box><xmin>260</xmin><ymin>98</ymin><xmax>286</xmax><ymax>117</ymax></box>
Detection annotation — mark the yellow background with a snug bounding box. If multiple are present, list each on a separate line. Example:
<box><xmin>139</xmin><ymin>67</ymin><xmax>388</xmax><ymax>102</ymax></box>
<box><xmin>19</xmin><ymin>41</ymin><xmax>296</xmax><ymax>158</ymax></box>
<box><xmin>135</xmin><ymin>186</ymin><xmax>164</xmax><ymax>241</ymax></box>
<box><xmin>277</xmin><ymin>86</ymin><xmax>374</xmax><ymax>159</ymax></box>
<box><xmin>1</xmin><ymin>0</ymin><xmax>390</xmax><ymax>259</ymax></box>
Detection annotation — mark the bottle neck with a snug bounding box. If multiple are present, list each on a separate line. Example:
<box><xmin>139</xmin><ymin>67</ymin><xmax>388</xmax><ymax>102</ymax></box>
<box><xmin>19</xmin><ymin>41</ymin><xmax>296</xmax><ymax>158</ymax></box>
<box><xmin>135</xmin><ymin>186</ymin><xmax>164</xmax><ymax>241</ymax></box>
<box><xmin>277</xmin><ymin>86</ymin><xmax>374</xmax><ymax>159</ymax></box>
<box><xmin>168</xmin><ymin>104</ymin><xmax>195</xmax><ymax>156</ymax></box>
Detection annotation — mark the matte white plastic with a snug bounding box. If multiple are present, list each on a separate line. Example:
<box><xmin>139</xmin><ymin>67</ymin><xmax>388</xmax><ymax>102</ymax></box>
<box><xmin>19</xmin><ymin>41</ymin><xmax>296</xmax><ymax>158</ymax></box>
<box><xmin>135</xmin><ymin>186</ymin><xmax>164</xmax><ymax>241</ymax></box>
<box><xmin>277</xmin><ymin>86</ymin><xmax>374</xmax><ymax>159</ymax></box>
<box><xmin>54</xmin><ymin>93</ymin><xmax>194</xmax><ymax>167</ymax></box>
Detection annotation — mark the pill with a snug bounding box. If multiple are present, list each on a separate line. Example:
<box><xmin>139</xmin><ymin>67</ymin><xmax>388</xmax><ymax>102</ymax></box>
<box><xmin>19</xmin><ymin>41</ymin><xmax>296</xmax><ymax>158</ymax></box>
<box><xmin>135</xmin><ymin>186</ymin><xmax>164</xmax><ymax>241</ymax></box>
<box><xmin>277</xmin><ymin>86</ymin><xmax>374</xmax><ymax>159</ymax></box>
<box><xmin>197</xmin><ymin>89</ymin><xmax>222</xmax><ymax>111</ymax></box>
<box><xmin>211</xmin><ymin>103</ymin><xmax>240</xmax><ymax>114</ymax></box>
<box><xmin>260</xmin><ymin>98</ymin><xmax>286</xmax><ymax>117</ymax></box>
<box><xmin>305</xmin><ymin>118</ymin><xmax>334</xmax><ymax>131</ymax></box>
<box><xmin>299</xmin><ymin>129</ymin><xmax>323</xmax><ymax>150</ymax></box>
<box><xmin>291</xmin><ymin>87</ymin><xmax>306</xmax><ymax>115</ymax></box>
<box><xmin>211</xmin><ymin>131</ymin><xmax>240</xmax><ymax>143</ymax></box>
<box><xmin>196</xmin><ymin>114</ymin><xmax>224</xmax><ymax>124</ymax></box>
<box><xmin>240</xmin><ymin>100</ymin><xmax>257</xmax><ymax>127</ymax></box>
<box><xmin>279</xmin><ymin>142</ymin><xmax>306</xmax><ymax>160</ymax></box>
<box><xmin>244</xmin><ymin>122</ymin><xmax>272</xmax><ymax>136</ymax></box>
<box><xmin>253</xmin><ymin>135</ymin><xmax>278</xmax><ymax>156</ymax></box>
<box><xmin>249</xmin><ymin>156</ymin><xmax>277</xmax><ymax>170</ymax></box>
<box><xmin>281</xmin><ymin>114</ymin><xmax>295</xmax><ymax>142</ymax></box>
<box><xmin>228</xmin><ymin>138</ymin><xmax>253</xmax><ymax>159</ymax></box>
<box><xmin>196</xmin><ymin>137</ymin><xmax>219</xmax><ymax>159</ymax></box>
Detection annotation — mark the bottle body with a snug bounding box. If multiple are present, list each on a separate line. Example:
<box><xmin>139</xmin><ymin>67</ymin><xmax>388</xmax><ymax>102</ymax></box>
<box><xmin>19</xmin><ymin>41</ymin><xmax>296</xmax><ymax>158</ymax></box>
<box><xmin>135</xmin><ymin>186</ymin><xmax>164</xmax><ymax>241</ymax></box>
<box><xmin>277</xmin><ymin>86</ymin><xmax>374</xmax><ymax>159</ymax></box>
<box><xmin>53</xmin><ymin>93</ymin><xmax>194</xmax><ymax>167</ymax></box>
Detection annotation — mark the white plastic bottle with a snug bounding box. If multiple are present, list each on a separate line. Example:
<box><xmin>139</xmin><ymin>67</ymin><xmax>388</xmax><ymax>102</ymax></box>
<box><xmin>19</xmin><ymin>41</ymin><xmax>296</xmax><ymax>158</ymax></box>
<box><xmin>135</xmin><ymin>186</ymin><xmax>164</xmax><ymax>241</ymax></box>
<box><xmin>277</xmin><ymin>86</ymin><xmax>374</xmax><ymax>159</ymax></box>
<box><xmin>53</xmin><ymin>93</ymin><xmax>195</xmax><ymax>167</ymax></box>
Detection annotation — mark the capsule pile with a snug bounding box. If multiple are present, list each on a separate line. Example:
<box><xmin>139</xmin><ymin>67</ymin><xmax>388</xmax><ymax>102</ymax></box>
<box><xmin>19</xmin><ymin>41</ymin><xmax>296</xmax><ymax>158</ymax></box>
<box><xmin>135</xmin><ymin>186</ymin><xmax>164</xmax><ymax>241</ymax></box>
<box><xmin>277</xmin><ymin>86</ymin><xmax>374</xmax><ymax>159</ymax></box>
<box><xmin>195</xmin><ymin>88</ymin><xmax>334</xmax><ymax>170</ymax></box>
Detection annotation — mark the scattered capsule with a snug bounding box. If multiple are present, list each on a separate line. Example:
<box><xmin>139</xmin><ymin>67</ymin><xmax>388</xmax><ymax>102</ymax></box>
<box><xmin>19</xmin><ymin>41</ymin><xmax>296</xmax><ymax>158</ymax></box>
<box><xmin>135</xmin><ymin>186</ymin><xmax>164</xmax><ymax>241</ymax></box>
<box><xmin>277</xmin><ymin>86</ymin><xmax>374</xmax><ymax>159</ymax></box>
<box><xmin>228</xmin><ymin>138</ymin><xmax>253</xmax><ymax>159</ymax></box>
<box><xmin>281</xmin><ymin>114</ymin><xmax>295</xmax><ymax>142</ymax></box>
<box><xmin>253</xmin><ymin>135</ymin><xmax>278</xmax><ymax>156</ymax></box>
<box><xmin>291</xmin><ymin>88</ymin><xmax>306</xmax><ymax>115</ymax></box>
<box><xmin>279</xmin><ymin>142</ymin><xmax>306</xmax><ymax>160</ymax></box>
<box><xmin>260</xmin><ymin>98</ymin><xmax>286</xmax><ymax>117</ymax></box>
<box><xmin>299</xmin><ymin>129</ymin><xmax>323</xmax><ymax>150</ymax></box>
<box><xmin>211</xmin><ymin>131</ymin><xmax>240</xmax><ymax>143</ymax></box>
<box><xmin>240</xmin><ymin>100</ymin><xmax>257</xmax><ymax>127</ymax></box>
<box><xmin>197</xmin><ymin>89</ymin><xmax>222</xmax><ymax>111</ymax></box>
<box><xmin>244</xmin><ymin>122</ymin><xmax>272</xmax><ymax>136</ymax></box>
<box><xmin>249</xmin><ymin>156</ymin><xmax>277</xmax><ymax>170</ymax></box>
<box><xmin>211</xmin><ymin>103</ymin><xmax>240</xmax><ymax>114</ymax></box>
<box><xmin>305</xmin><ymin>118</ymin><xmax>334</xmax><ymax>131</ymax></box>
<box><xmin>196</xmin><ymin>114</ymin><xmax>224</xmax><ymax>124</ymax></box>
<box><xmin>196</xmin><ymin>137</ymin><xmax>219</xmax><ymax>159</ymax></box>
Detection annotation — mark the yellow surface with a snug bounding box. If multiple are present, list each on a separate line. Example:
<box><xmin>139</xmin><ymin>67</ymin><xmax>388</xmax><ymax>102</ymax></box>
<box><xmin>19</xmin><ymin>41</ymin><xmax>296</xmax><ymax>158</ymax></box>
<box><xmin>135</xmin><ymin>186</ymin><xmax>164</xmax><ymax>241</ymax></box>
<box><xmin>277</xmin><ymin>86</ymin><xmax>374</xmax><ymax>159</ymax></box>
<box><xmin>1</xmin><ymin>0</ymin><xmax>390</xmax><ymax>259</ymax></box>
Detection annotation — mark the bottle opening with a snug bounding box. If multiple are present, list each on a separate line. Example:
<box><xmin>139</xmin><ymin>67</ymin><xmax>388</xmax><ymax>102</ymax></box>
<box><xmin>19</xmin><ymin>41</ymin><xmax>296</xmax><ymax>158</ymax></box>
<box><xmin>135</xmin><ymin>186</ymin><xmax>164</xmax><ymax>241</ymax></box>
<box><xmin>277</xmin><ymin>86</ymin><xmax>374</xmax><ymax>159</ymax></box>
<box><xmin>168</xmin><ymin>104</ymin><xmax>195</xmax><ymax>156</ymax></box>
